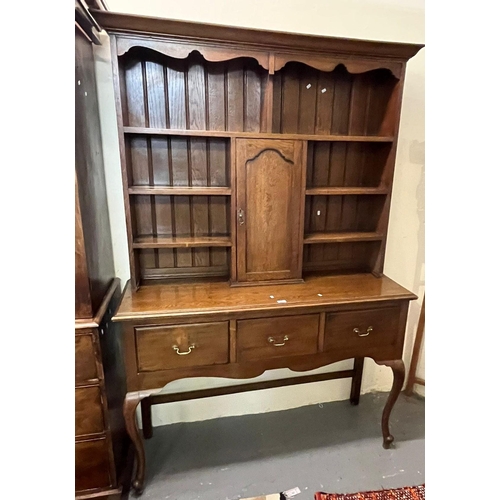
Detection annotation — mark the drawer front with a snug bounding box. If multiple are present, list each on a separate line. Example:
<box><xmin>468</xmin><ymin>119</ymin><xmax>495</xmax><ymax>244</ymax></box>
<box><xmin>325</xmin><ymin>306</ymin><xmax>400</xmax><ymax>352</ymax></box>
<box><xmin>75</xmin><ymin>386</ymin><xmax>105</xmax><ymax>436</ymax></box>
<box><xmin>237</xmin><ymin>314</ymin><xmax>320</xmax><ymax>362</ymax></box>
<box><xmin>75</xmin><ymin>334</ymin><xmax>98</xmax><ymax>383</ymax></box>
<box><xmin>75</xmin><ymin>438</ymin><xmax>112</xmax><ymax>492</ymax></box>
<box><xmin>136</xmin><ymin>321</ymin><xmax>229</xmax><ymax>372</ymax></box>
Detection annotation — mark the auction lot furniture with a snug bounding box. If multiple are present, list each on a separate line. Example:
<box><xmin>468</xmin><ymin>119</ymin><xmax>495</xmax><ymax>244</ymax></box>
<box><xmin>91</xmin><ymin>9</ymin><xmax>423</xmax><ymax>494</ymax></box>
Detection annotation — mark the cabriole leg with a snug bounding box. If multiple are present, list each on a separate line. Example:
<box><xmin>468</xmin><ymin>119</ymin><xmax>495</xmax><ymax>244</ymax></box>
<box><xmin>124</xmin><ymin>392</ymin><xmax>148</xmax><ymax>494</ymax></box>
<box><xmin>376</xmin><ymin>359</ymin><xmax>405</xmax><ymax>449</ymax></box>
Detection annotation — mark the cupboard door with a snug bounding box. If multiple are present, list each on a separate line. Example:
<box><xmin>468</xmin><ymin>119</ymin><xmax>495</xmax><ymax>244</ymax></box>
<box><xmin>235</xmin><ymin>139</ymin><xmax>306</xmax><ymax>282</ymax></box>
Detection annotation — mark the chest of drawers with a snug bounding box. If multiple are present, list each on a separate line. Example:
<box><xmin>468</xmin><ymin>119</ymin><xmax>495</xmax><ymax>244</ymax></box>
<box><xmin>75</xmin><ymin>280</ymin><xmax>128</xmax><ymax>498</ymax></box>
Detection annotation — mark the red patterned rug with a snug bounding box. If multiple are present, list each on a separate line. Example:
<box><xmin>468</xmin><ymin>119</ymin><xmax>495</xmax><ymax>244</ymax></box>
<box><xmin>315</xmin><ymin>484</ymin><xmax>425</xmax><ymax>500</ymax></box>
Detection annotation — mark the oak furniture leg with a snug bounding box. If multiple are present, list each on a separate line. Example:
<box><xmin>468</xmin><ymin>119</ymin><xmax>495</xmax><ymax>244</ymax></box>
<box><xmin>141</xmin><ymin>397</ymin><xmax>153</xmax><ymax>439</ymax></box>
<box><xmin>350</xmin><ymin>357</ymin><xmax>364</xmax><ymax>405</ymax></box>
<box><xmin>123</xmin><ymin>392</ymin><xmax>148</xmax><ymax>495</ymax></box>
<box><xmin>376</xmin><ymin>359</ymin><xmax>405</xmax><ymax>449</ymax></box>
<box><xmin>405</xmin><ymin>296</ymin><xmax>425</xmax><ymax>396</ymax></box>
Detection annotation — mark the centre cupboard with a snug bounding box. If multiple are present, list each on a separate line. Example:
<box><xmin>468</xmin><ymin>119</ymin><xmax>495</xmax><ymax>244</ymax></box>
<box><xmin>91</xmin><ymin>8</ymin><xmax>423</xmax><ymax>494</ymax></box>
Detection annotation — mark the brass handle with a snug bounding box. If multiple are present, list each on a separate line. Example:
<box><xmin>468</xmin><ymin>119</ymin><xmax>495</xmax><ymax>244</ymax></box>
<box><xmin>353</xmin><ymin>326</ymin><xmax>373</xmax><ymax>337</ymax></box>
<box><xmin>238</xmin><ymin>208</ymin><xmax>245</xmax><ymax>225</ymax></box>
<box><xmin>172</xmin><ymin>344</ymin><xmax>196</xmax><ymax>355</ymax></box>
<box><xmin>268</xmin><ymin>335</ymin><xmax>289</xmax><ymax>347</ymax></box>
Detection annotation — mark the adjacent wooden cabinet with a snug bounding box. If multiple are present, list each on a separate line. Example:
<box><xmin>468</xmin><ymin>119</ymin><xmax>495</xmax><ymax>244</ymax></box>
<box><xmin>75</xmin><ymin>12</ymin><xmax>128</xmax><ymax>499</ymax></box>
<box><xmin>91</xmin><ymin>9</ymin><xmax>423</xmax><ymax>496</ymax></box>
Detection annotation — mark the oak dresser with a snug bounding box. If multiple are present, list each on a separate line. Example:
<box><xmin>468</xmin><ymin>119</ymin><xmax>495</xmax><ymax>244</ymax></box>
<box><xmin>91</xmin><ymin>9</ymin><xmax>423</xmax><ymax>494</ymax></box>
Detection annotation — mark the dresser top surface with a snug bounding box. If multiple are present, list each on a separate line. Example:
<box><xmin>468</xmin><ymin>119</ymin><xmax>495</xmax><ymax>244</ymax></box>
<box><xmin>114</xmin><ymin>274</ymin><xmax>417</xmax><ymax>322</ymax></box>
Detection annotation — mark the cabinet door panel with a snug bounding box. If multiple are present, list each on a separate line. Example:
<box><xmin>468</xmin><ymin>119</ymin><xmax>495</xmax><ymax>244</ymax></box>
<box><xmin>236</xmin><ymin>139</ymin><xmax>306</xmax><ymax>282</ymax></box>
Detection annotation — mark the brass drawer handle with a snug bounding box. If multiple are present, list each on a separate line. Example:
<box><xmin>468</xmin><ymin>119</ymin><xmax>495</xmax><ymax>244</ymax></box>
<box><xmin>172</xmin><ymin>344</ymin><xmax>196</xmax><ymax>355</ymax></box>
<box><xmin>268</xmin><ymin>335</ymin><xmax>289</xmax><ymax>347</ymax></box>
<box><xmin>353</xmin><ymin>326</ymin><xmax>373</xmax><ymax>337</ymax></box>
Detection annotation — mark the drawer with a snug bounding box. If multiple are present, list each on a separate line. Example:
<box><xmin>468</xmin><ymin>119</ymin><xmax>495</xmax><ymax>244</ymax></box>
<box><xmin>75</xmin><ymin>438</ymin><xmax>112</xmax><ymax>492</ymax></box>
<box><xmin>75</xmin><ymin>386</ymin><xmax>105</xmax><ymax>436</ymax></box>
<box><xmin>75</xmin><ymin>334</ymin><xmax>98</xmax><ymax>383</ymax></box>
<box><xmin>324</xmin><ymin>306</ymin><xmax>400</xmax><ymax>351</ymax></box>
<box><xmin>136</xmin><ymin>321</ymin><xmax>229</xmax><ymax>372</ymax></box>
<box><xmin>237</xmin><ymin>314</ymin><xmax>319</xmax><ymax>362</ymax></box>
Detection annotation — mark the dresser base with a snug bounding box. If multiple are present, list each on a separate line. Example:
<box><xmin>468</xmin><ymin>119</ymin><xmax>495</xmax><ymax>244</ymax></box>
<box><xmin>113</xmin><ymin>273</ymin><xmax>416</xmax><ymax>494</ymax></box>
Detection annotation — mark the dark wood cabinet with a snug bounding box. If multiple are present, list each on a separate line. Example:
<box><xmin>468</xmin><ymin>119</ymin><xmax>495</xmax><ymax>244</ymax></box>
<box><xmin>74</xmin><ymin>289</ymin><xmax>128</xmax><ymax>499</ymax></box>
<box><xmin>75</xmin><ymin>27</ymin><xmax>114</xmax><ymax>319</ymax></box>
<box><xmin>75</xmin><ymin>7</ymin><xmax>128</xmax><ymax>498</ymax></box>
<box><xmin>91</xmin><ymin>9</ymin><xmax>423</xmax><ymax>496</ymax></box>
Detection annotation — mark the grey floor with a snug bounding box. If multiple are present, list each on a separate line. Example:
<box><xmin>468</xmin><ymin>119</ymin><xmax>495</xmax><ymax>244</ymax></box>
<box><xmin>131</xmin><ymin>393</ymin><xmax>424</xmax><ymax>500</ymax></box>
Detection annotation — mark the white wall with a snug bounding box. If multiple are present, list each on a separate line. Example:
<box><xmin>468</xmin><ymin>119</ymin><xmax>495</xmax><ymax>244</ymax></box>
<box><xmin>93</xmin><ymin>0</ymin><xmax>425</xmax><ymax>425</ymax></box>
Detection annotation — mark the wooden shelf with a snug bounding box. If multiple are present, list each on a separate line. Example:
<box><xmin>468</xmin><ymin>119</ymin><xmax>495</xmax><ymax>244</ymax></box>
<box><xmin>129</xmin><ymin>186</ymin><xmax>231</xmax><ymax>196</ymax></box>
<box><xmin>111</xmin><ymin>25</ymin><xmax>419</xmax><ymax>286</ymax></box>
<box><xmin>305</xmin><ymin>187</ymin><xmax>388</xmax><ymax>196</ymax></box>
<box><xmin>133</xmin><ymin>236</ymin><xmax>232</xmax><ymax>249</ymax></box>
<box><xmin>304</xmin><ymin>232</ymin><xmax>384</xmax><ymax>244</ymax></box>
<box><xmin>123</xmin><ymin>127</ymin><xmax>394</xmax><ymax>143</ymax></box>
